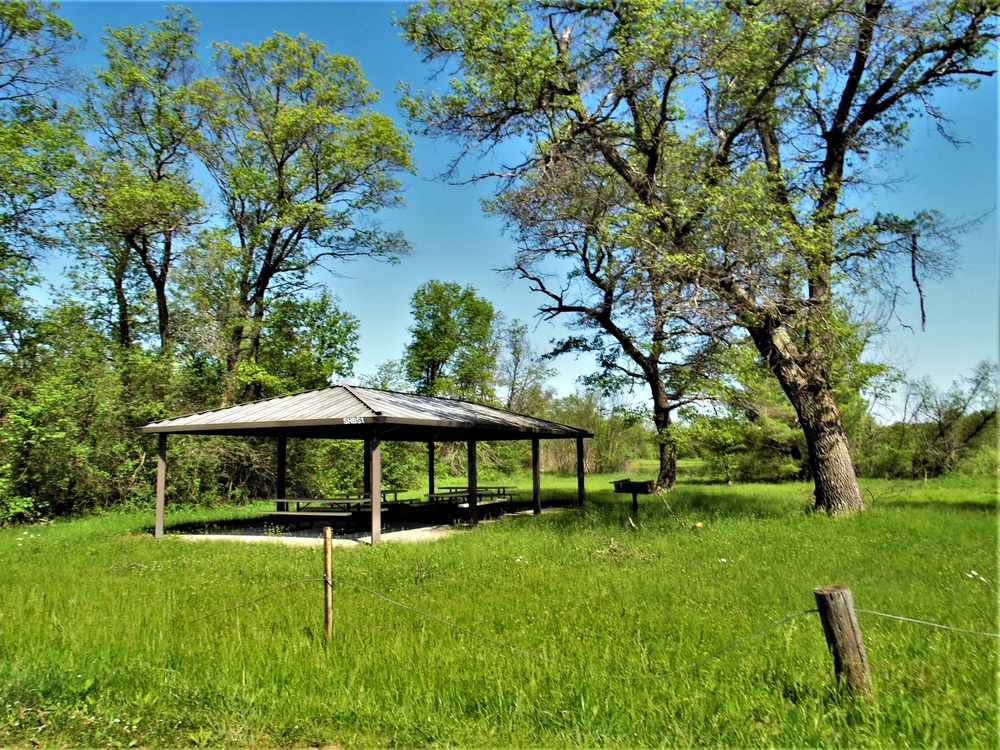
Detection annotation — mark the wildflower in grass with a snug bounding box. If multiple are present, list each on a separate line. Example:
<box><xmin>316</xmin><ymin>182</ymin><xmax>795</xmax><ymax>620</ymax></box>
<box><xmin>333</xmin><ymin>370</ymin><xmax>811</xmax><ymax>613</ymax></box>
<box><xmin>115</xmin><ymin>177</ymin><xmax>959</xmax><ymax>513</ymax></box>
<box><xmin>719</xmin><ymin>558</ymin><xmax>728</xmax><ymax>563</ymax></box>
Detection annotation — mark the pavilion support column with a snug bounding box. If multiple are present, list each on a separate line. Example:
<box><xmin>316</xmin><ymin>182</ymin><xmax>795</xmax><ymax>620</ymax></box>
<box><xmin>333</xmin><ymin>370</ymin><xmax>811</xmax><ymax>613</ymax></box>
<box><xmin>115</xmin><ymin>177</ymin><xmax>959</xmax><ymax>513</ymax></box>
<box><xmin>532</xmin><ymin>438</ymin><xmax>541</xmax><ymax>515</ymax></box>
<box><xmin>363</xmin><ymin>438</ymin><xmax>372</xmax><ymax>494</ymax></box>
<box><xmin>428</xmin><ymin>441</ymin><xmax>436</xmax><ymax>494</ymax></box>
<box><xmin>467</xmin><ymin>439</ymin><xmax>478</xmax><ymax>525</ymax></box>
<box><xmin>276</xmin><ymin>436</ymin><xmax>287</xmax><ymax>512</ymax></box>
<box><xmin>576</xmin><ymin>436</ymin><xmax>586</xmax><ymax>507</ymax></box>
<box><xmin>370</xmin><ymin>433</ymin><xmax>382</xmax><ymax>545</ymax></box>
<box><xmin>155</xmin><ymin>434</ymin><xmax>167</xmax><ymax>539</ymax></box>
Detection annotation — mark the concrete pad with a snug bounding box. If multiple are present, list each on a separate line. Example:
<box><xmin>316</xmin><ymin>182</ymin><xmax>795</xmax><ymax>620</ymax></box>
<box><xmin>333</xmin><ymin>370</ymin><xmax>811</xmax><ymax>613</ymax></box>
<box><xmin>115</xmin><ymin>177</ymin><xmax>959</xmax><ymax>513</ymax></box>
<box><xmin>176</xmin><ymin>524</ymin><xmax>457</xmax><ymax>547</ymax></box>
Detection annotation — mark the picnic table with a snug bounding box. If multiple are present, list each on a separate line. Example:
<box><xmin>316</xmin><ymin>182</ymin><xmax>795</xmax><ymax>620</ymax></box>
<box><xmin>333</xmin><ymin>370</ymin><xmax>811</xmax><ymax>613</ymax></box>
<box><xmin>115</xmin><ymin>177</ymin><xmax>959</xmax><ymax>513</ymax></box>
<box><xmin>434</xmin><ymin>485</ymin><xmax>518</xmax><ymax>500</ymax></box>
<box><xmin>267</xmin><ymin>497</ymin><xmax>359</xmax><ymax>531</ymax></box>
<box><xmin>274</xmin><ymin>488</ymin><xmax>406</xmax><ymax>515</ymax></box>
<box><xmin>290</xmin><ymin>489</ymin><xmax>406</xmax><ymax>509</ymax></box>
<box><xmin>268</xmin><ymin>489</ymin><xmax>408</xmax><ymax>527</ymax></box>
<box><xmin>426</xmin><ymin>485</ymin><xmax>519</xmax><ymax>511</ymax></box>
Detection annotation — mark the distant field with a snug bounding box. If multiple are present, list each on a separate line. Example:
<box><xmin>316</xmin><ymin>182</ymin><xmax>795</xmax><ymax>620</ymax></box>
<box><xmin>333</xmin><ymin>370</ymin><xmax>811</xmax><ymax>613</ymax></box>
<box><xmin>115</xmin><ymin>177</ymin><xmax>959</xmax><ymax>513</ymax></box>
<box><xmin>1</xmin><ymin>473</ymin><xmax>996</xmax><ymax>748</ymax></box>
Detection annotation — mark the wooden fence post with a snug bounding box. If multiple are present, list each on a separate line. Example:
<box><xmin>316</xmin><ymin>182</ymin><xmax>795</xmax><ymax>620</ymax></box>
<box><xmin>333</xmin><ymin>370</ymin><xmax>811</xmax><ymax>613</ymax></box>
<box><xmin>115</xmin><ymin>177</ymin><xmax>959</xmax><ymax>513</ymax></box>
<box><xmin>814</xmin><ymin>585</ymin><xmax>874</xmax><ymax>700</ymax></box>
<box><xmin>324</xmin><ymin>527</ymin><xmax>334</xmax><ymax>643</ymax></box>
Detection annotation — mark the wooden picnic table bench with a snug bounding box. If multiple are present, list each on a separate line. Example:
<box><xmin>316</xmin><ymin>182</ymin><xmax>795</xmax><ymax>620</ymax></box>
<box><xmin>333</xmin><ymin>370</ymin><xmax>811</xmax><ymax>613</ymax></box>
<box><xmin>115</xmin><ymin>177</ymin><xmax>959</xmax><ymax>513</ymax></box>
<box><xmin>267</xmin><ymin>490</ymin><xmax>410</xmax><ymax>527</ymax></box>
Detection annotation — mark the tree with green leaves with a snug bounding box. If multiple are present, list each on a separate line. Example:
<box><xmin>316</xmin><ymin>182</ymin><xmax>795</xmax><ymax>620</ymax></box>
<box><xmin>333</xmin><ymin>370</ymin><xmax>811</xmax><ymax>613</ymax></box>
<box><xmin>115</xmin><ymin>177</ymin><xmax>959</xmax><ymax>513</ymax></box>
<box><xmin>493</xmin><ymin>153</ymin><xmax>725</xmax><ymax>488</ymax></box>
<box><xmin>903</xmin><ymin>360</ymin><xmax>997</xmax><ymax>479</ymax></box>
<box><xmin>0</xmin><ymin>0</ymin><xmax>78</xmax><ymax>349</ymax></box>
<box><xmin>401</xmin><ymin>0</ymin><xmax>997</xmax><ymax>513</ymax></box>
<box><xmin>495</xmin><ymin>320</ymin><xmax>555</xmax><ymax>415</ymax></box>
<box><xmin>256</xmin><ymin>290</ymin><xmax>359</xmax><ymax>395</ymax></box>
<box><xmin>403</xmin><ymin>279</ymin><xmax>499</xmax><ymax>401</ymax></box>
<box><xmin>70</xmin><ymin>6</ymin><xmax>202</xmax><ymax>351</ymax></box>
<box><xmin>190</xmin><ymin>31</ymin><xmax>413</xmax><ymax>400</ymax></box>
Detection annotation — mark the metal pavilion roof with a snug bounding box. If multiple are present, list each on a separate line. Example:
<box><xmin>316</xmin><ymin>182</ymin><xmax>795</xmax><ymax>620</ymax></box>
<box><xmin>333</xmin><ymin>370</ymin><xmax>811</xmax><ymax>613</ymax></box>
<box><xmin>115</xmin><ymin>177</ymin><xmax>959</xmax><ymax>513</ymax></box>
<box><xmin>138</xmin><ymin>384</ymin><xmax>592</xmax><ymax>442</ymax></box>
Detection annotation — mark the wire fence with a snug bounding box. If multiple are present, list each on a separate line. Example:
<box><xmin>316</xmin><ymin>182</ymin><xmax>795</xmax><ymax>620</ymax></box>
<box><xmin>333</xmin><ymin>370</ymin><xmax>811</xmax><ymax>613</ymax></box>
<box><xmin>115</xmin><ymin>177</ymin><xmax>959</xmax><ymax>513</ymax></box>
<box><xmin>182</xmin><ymin>575</ymin><xmax>999</xmax><ymax>681</ymax></box>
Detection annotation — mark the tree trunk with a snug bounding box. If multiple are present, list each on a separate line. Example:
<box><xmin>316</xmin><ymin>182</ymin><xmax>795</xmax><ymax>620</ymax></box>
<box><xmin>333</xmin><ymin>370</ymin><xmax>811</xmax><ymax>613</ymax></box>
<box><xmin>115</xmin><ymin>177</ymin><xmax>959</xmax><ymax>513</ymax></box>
<box><xmin>151</xmin><ymin>273</ymin><xmax>170</xmax><ymax>351</ymax></box>
<box><xmin>242</xmin><ymin>295</ymin><xmax>267</xmax><ymax>402</ymax></box>
<box><xmin>113</xmin><ymin>275</ymin><xmax>130</xmax><ymax>348</ymax></box>
<box><xmin>652</xmin><ymin>402</ymin><xmax>677</xmax><ymax>490</ymax></box>
<box><xmin>136</xmin><ymin>237</ymin><xmax>172</xmax><ymax>352</ymax></box>
<box><xmin>748</xmin><ymin>324</ymin><xmax>865</xmax><ymax>514</ymax></box>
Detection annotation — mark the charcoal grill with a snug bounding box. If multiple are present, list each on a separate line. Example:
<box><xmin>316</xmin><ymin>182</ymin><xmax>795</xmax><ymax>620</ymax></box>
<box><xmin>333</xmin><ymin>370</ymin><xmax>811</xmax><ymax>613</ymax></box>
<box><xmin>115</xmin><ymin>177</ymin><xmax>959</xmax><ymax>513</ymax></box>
<box><xmin>612</xmin><ymin>478</ymin><xmax>657</xmax><ymax>515</ymax></box>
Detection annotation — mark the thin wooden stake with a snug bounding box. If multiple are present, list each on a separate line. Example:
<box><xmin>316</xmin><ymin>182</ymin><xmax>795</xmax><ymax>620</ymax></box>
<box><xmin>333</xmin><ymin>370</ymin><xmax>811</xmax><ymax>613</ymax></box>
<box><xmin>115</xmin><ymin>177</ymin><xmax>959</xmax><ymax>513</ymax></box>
<box><xmin>814</xmin><ymin>585</ymin><xmax>874</xmax><ymax>700</ymax></box>
<box><xmin>324</xmin><ymin>527</ymin><xmax>334</xmax><ymax>643</ymax></box>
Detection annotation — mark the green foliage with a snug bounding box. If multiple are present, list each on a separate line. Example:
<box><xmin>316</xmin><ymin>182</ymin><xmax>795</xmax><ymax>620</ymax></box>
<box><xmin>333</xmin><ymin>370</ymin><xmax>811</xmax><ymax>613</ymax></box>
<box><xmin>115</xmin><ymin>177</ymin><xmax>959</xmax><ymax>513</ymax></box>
<box><xmin>189</xmin><ymin>29</ymin><xmax>413</xmax><ymax>390</ymax></box>
<box><xmin>495</xmin><ymin>320</ymin><xmax>555</xmax><ymax>414</ymax></box>
<box><xmin>854</xmin><ymin>361</ymin><xmax>999</xmax><ymax>480</ymax></box>
<box><xmin>0</xmin><ymin>3</ymin><xmax>995</xmax><ymax>528</ymax></box>
<box><xmin>545</xmin><ymin>389</ymin><xmax>652</xmax><ymax>474</ymax></box>
<box><xmin>194</xmin><ymin>31</ymin><xmax>413</xmax><ymax>259</ymax></box>
<box><xmin>256</xmin><ymin>291</ymin><xmax>360</xmax><ymax>395</ymax></box>
<box><xmin>69</xmin><ymin>6</ymin><xmax>202</xmax><ymax>349</ymax></box>
<box><xmin>0</xmin><ymin>0</ymin><xmax>79</xmax><ymax>339</ymax></box>
<box><xmin>400</xmin><ymin>0</ymin><xmax>998</xmax><ymax>513</ymax></box>
<box><xmin>403</xmin><ymin>280</ymin><xmax>499</xmax><ymax>401</ymax></box>
<box><xmin>0</xmin><ymin>302</ymin><xmax>164</xmax><ymax>523</ymax></box>
<box><xmin>681</xmin><ymin>341</ymin><xmax>808</xmax><ymax>482</ymax></box>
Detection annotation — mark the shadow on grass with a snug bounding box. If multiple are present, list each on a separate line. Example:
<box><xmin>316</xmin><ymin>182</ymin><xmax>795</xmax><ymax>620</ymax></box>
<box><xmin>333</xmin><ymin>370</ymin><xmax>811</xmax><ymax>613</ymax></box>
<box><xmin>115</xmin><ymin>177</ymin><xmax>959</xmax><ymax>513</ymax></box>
<box><xmin>534</xmin><ymin>485</ymin><xmax>807</xmax><ymax>535</ymax></box>
<box><xmin>875</xmin><ymin>499</ymin><xmax>998</xmax><ymax>514</ymax></box>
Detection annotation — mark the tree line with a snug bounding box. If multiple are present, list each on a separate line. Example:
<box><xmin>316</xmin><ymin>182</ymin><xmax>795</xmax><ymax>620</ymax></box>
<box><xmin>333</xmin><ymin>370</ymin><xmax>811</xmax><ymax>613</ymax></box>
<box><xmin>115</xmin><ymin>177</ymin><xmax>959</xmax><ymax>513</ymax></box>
<box><xmin>0</xmin><ymin>2</ymin><xmax>652</xmax><ymax>524</ymax></box>
<box><xmin>0</xmin><ymin>1</ymin><xmax>996</xmax><ymax>524</ymax></box>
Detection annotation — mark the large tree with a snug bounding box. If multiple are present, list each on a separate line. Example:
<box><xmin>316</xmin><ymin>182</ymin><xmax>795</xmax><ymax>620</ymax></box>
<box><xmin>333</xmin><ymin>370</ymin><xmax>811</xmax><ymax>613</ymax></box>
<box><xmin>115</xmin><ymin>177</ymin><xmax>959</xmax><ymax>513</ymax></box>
<box><xmin>401</xmin><ymin>0</ymin><xmax>997</xmax><ymax>513</ymax></box>
<box><xmin>191</xmin><ymin>31</ymin><xmax>413</xmax><ymax>400</ymax></box>
<box><xmin>0</xmin><ymin>0</ymin><xmax>78</xmax><ymax>351</ymax></box>
<box><xmin>492</xmin><ymin>152</ymin><xmax>725</xmax><ymax>489</ymax></box>
<box><xmin>256</xmin><ymin>290</ymin><xmax>360</xmax><ymax>395</ymax></box>
<box><xmin>70</xmin><ymin>7</ymin><xmax>202</xmax><ymax>351</ymax></box>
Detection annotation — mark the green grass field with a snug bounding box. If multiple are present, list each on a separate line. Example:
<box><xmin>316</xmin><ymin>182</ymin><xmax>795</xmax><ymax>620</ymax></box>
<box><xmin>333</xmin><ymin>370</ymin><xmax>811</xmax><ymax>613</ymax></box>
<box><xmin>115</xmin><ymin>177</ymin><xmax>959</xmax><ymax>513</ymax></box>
<box><xmin>1</xmin><ymin>469</ymin><xmax>997</xmax><ymax>748</ymax></box>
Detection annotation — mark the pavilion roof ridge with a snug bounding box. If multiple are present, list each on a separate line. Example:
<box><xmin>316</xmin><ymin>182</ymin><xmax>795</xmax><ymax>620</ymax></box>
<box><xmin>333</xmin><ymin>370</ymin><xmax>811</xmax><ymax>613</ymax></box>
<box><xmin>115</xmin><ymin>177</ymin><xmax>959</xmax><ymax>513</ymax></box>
<box><xmin>351</xmin><ymin>385</ymin><xmax>584</xmax><ymax>431</ymax></box>
<box><xmin>341</xmin><ymin>383</ymin><xmax>383</xmax><ymax>415</ymax></box>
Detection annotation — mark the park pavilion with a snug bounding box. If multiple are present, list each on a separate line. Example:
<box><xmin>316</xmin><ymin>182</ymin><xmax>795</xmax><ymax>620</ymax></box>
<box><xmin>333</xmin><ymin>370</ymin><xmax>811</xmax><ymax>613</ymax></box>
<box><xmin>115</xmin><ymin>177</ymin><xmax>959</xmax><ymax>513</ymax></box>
<box><xmin>139</xmin><ymin>384</ymin><xmax>592</xmax><ymax>543</ymax></box>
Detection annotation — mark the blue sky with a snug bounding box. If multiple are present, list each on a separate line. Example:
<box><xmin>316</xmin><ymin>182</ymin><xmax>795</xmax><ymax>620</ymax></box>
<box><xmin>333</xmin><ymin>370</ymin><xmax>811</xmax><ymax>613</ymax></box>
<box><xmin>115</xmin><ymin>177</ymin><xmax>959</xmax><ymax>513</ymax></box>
<box><xmin>54</xmin><ymin>2</ymin><xmax>998</xmax><ymax>412</ymax></box>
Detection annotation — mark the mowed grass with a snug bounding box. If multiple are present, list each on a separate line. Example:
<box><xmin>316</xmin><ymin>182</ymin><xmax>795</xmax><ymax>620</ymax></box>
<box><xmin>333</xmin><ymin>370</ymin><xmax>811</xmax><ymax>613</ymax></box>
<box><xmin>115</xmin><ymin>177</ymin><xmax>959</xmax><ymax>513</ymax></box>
<box><xmin>1</xmin><ymin>470</ymin><xmax>996</xmax><ymax>748</ymax></box>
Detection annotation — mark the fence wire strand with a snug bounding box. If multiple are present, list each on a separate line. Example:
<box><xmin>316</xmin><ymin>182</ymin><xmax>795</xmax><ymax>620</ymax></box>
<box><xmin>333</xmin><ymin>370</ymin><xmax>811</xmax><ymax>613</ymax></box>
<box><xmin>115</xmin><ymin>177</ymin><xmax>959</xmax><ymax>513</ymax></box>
<box><xmin>180</xmin><ymin>577</ymin><xmax>1000</xmax><ymax>682</ymax></box>
<box><xmin>182</xmin><ymin>577</ymin><xmax>326</xmax><ymax>626</ymax></box>
<box><xmin>856</xmin><ymin>609</ymin><xmax>1000</xmax><ymax>638</ymax></box>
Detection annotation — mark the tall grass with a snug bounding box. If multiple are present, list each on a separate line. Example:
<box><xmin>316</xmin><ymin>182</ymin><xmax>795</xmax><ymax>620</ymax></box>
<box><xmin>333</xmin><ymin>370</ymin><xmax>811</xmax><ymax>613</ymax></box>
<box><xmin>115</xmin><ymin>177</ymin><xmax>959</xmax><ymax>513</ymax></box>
<box><xmin>1</xmin><ymin>473</ymin><xmax>996</xmax><ymax>747</ymax></box>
